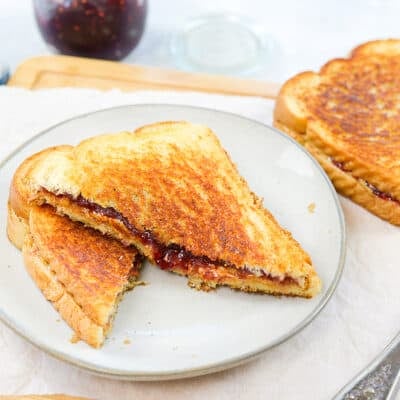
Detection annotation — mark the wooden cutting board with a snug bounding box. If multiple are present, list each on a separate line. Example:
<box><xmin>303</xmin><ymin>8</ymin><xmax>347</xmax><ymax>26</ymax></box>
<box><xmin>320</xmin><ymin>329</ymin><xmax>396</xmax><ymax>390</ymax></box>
<box><xmin>8</xmin><ymin>55</ymin><xmax>280</xmax><ymax>99</ymax></box>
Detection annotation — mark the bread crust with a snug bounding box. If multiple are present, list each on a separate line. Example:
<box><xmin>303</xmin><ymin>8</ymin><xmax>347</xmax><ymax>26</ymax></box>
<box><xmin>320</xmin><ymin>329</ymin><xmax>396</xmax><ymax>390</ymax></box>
<box><xmin>23</xmin><ymin>206</ymin><xmax>142</xmax><ymax>348</ymax></box>
<box><xmin>351</xmin><ymin>39</ymin><xmax>400</xmax><ymax>57</ymax></box>
<box><xmin>28</xmin><ymin>122</ymin><xmax>321</xmax><ymax>298</ymax></box>
<box><xmin>23</xmin><ymin>232</ymin><xmax>105</xmax><ymax>348</ymax></box>
<box><xmin>9</xmin><ymin>146</ymin><xmax>73</xmax><ymax>221</ymax></box>
<box><xmin>274</xmin><ymin>39</ymin><xmax>400</xmax><ymax>224</ymax></box>
<box><xmin>274</xmin><ymin>122</ymin><xmax>400</xmax><ymax>225</ymax></box>
<box><xmin>273</xmin><ymin>71</ymin><xmax>320</xmax><ymax>135</ymax></box>
<box><xmin>7</xmin><ymin>203</ymin><xmax>28</xmax><ymax>250</ymax></box>
<box><xmin>8</xmin><ymin>147</ymin><xmax>142</xmax><ymax>347</ymax></box>
<box><xmin>8</xmin><ymin>152</ymin><xmax>106</xmax><ymax>346</ymax></box>
<box><xmin>7</xmin><ymin>146</ymin><xmax>73</xmax><ymax>249</ymax></box>
<box><xmin>31</xmin><ymin>206</ymin><xmax>140</xmax><ymax>322</ymax></box>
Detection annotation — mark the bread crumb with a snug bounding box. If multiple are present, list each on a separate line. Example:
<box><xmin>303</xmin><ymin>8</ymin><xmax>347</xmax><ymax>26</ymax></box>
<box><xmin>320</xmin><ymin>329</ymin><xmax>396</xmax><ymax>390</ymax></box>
<box><xmin>70</xmin><ymin>333</ymin><xmax>80</xmax><ymax>344</ymax></box>
<box><xmin>307</xmin><ymin>203</ymin><xmax>316</xmax><ymax>213</ymax></box>
<box><xmin>56</xmin><ymin>318</ymin><xmax>61</xmax><ymax>322</ymax></box>
<box><xmin>132</xmin><ymin>280</ymin><xmax>147</xmax><ymax>287</ymax></box>
<box><xmin>123</xmin><ymin>339</ymin><xmax>131</xmax><ymax>345</ymax></box>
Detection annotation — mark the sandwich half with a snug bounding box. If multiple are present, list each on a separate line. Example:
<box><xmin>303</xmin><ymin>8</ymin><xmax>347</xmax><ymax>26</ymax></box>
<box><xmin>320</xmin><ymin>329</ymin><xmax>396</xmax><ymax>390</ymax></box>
<box><xmin>274</xmin><ymin>39</ymin><xmax>400</xmax><ymax>225</ymax></box>
<box><xmin>24</xmin><ymin>205</ymin><xmax>142</xmax><ymax>348</ymax></box>
<box><xmin>27</xmin><ymin>121</ymin><xmax>321</xmax><ymax>298</ymax></box>
<box><xmin>7</xmin><ymin>147</ymin><xmax>143</xmax><ymax>348</ymax></box>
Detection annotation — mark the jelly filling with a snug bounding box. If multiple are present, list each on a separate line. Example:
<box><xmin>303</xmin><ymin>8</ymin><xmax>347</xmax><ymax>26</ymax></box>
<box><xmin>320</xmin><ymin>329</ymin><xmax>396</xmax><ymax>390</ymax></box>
<box><xmin>48</xmin><ymin>192</ymin><xmax>297</xmax><ymax>286</ymax></box>
<box><xmin>331</xmin><ymin>158</ymin><xmax>400</xmax><ymax>204</ymax></box>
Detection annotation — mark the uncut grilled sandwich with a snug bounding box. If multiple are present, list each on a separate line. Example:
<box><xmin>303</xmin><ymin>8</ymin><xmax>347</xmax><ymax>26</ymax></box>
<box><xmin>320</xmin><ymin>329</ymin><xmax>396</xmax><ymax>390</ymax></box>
<box><xmin>274</xmin><ymin>39</ymin><xmax>400</xmax><ymax>225</ymax></box>
<box><xmin>7</xmin><ymin>147</ymin><xmax>143</xmax><ymax>348</ymax></box>
<box><xmin>23</xmin><ymin>121</ymin><xmax>321</xmax><ymax>298</ymax></box>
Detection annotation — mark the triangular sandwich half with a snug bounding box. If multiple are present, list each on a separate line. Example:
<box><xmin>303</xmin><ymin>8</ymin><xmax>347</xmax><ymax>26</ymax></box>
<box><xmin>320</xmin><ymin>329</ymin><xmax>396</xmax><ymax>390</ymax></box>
<box><xmin>7</xmin><ymin>148</ymin><xmax>143</xmax><ymax>348</ymax></box>
<box><xmin>28</xmin><ymin>121</ymin><xmax>321</xmax><ymax>298</ymax></box>
<box><xmin>24</xmin><ymin>205</ymin><xmax>142</xmax><ymax>348</ymax></box>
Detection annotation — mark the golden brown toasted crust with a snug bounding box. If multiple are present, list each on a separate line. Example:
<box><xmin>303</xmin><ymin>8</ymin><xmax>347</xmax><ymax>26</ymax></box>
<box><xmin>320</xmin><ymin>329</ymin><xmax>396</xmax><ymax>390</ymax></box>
<box><xmin>8</xmin><ymin>148</ymin><xmax>143</xmax><ymax>347</ymax></box>
<box><xmin>7</xmin><ymin>146</ymin><xmax>73</xmax><ymax>249</ymax></box>
<box><xmin>28</xmin><ymin>121</ymin><xmax>321</xmax><ymax>298</ymax></box>
<box><xmin>274</xmin><ymin>39</ymin><xmax>400</xmax><ymax>225</ymax></box>
<box><xmin>23</xmin><ymin>232</ymin><xmax>105</xmax><ymax>348</ymax></box>
<box><xmin>274</xmin><ymin>122</ymin><xmax>400</xmax><ymax>225</ymax></box>
<box><xmin>7</xmin><ymin>203</ymin><xmax>28</xmax><ymax>250</ymax></box>
<box><xmin>29</xmin><ymin>206</ymin><xmax>140</xmax><ymax>326</ymax></box>
<box><xmin>274</xmin><ymin>71</ymin><xmax>320</xmax><ymax>136</ymax></box>
<box><xmin>351</xmin><ymin>39</ymin><xmax>400</xmax><ymax>57</ymax></box>
<box><xmin>23</xmin><ymin>206</ymin><xmax>141</xmax><ymax>348</ymax></box>
<box><xmin>9</xmin><ymin>146</ymin><xmax>73</xmax><ymax>221</ymax></box>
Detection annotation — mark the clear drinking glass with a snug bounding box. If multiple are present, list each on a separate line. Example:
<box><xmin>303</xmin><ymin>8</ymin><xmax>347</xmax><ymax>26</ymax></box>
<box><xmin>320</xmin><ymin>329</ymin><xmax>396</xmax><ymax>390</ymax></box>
<box><xmin>170</xmin><ymin>13</ymin><xmax>273</xmax><ymax>76</ymax></box>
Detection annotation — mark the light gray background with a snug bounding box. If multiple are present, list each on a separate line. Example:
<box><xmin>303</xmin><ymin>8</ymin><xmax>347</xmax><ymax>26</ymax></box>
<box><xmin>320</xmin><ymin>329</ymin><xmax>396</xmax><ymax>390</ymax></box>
<box><xmin>1</xmin><ymin>0</ymin><xmax>400</xmax><ymax>82</ymax></box>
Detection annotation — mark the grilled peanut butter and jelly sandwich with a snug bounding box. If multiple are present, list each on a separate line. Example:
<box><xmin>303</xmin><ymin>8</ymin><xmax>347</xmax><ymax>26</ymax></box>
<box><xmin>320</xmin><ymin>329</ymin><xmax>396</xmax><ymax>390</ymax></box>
<box><xmin>7</xmin><ymin>121</ymin><xmax>321</xmax><ymax>346</ymax></box>
<box><xmin>274</xmin><ymin>39</ymin><xmax>400</xmax><ymax>225</ymax></box>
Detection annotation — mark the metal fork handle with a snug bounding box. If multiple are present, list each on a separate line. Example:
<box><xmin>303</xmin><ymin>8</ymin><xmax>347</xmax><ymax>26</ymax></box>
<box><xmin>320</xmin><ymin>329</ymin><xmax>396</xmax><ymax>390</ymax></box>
<box><xmin>332</xmin><ymin>331</ymin><xmax>400</xmax><ymax>400</ymax></box>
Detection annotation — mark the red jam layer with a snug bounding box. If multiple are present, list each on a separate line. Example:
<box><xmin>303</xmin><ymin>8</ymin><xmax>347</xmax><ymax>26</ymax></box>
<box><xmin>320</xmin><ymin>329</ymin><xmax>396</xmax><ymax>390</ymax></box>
<box><xmin>363</xmin><ymin>181</ymin><xmax>399</xmax><ymax>203</ymax></box>
<box><xmin>72</xmin><ymin>194</ymin><xmax>226</xmax><ymax>272</ymax></box>
<box><xmin>330</xmin><ymin>158</ymin><xmax>400</xmax><ymax>204</ymax></box>
<box><xmin>50</xmin><ymin>192</ymin><xmax>297</xmax><ymax>285</ymax></box>
<box><xmin>331</xmin><ymin>159</ymin><xmax>350</xmax><ymax>173</ymax></box>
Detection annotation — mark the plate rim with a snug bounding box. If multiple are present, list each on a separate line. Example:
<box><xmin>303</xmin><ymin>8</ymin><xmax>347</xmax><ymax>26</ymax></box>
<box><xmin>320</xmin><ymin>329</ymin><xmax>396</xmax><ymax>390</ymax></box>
<box><xmin>0</xmin><ymin>103</ymin><xmax>346</xmax><ymax>380</ymax></box>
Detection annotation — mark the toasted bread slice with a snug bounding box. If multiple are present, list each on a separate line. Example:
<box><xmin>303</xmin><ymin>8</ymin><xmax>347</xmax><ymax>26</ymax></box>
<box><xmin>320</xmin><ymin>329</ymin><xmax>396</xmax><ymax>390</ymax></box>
<box><xmin>7</xmin><ymin>146</ymin><xmax>73</xmax><ymax>250</ymax></box>
<box><xmin>27</xmin><ymin>121</ymin><xmax>321</xmax><ymax>298</ymax></box>
<box><xmin>24</xmin><ymin>206</ymin><xmax>142</xmax><ymax>348</ymax></box>
<box><xmin>7</xmin><ymin>147</ymin><xmax>143</xmax><ymax>348</ymax></box>
<box><xmin>274</xmin><ymin>39</ymin><xmax>400</xmax><ymax>225</ymax></box>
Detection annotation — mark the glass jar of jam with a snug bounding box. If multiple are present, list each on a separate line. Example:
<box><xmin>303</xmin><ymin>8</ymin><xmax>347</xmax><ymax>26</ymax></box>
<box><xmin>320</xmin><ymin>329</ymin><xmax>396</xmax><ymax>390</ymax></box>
<box><xmin>33</xmin><ymin>0</ymin><xmax>147</xmax><ymax>60</ymax></box>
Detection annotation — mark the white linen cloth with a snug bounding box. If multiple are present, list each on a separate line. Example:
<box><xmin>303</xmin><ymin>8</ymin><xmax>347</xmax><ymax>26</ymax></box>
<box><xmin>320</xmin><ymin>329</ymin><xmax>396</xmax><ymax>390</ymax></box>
<box><xmin>0</xmin><ymin>86</ymin><xmax>399</xmax><ymax>400</ymax></box>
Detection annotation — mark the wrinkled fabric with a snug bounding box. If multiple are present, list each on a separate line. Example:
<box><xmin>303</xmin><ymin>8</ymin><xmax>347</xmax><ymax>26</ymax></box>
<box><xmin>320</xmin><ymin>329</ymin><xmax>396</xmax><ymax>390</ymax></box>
<box><xmin>0</xmin><ymin>86</ymin><xmax>399</xmax><ymax>400</ymax></box>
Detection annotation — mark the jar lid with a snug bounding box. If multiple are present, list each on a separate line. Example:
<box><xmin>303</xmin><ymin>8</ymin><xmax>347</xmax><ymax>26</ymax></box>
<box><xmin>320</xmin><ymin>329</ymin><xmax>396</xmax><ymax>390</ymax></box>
<box><xmin>170</xmin><ymin>14</ymin><xmax>274</xmax><ymax>76</ymax></box>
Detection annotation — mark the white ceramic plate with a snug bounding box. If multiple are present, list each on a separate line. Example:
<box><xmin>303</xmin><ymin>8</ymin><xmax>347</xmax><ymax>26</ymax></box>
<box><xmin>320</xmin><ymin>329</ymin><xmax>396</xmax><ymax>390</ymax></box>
<box><xmin>0</xmin><ymin>105</ymin><xmax>345</xmax><ymax>380</ymax></box>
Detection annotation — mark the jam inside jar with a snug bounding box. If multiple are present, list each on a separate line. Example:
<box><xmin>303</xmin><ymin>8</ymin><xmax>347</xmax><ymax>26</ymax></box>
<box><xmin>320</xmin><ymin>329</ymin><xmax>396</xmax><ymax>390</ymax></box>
<box><xmin>33</xmin><ymin>0</ymin><xmax>147</xmax><ymax>60</ymax></box>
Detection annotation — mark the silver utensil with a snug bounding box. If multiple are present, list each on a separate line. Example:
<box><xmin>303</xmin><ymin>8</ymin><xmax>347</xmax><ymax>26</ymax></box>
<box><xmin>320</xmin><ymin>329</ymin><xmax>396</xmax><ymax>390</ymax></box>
<box><xmin>333</xmin><ymin>331</ymin><xmax>400</xmax><ymax>400</ymax></box>
<box><xmin>0</xmin><ymin>63</ymin><xmax>9</xmax><ymax>84</ymax></box>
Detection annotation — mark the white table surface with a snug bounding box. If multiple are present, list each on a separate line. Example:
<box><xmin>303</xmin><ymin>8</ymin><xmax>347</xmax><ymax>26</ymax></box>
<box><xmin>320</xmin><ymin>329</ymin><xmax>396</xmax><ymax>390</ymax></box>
<box><xmin>1</xmin><ymin>0</ymin><xmax>400</xmax><ymax>83</ymax></box>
